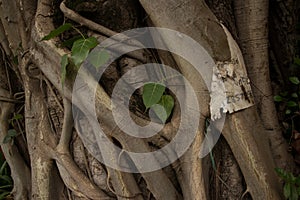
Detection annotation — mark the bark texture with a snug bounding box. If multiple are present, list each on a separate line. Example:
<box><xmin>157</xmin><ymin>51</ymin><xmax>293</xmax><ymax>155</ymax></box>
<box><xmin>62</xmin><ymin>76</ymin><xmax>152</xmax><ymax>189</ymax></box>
<box><xmin>0</xmin><ymin>0</ymin><xmax>293</xmax><ymax>199</ymax></box>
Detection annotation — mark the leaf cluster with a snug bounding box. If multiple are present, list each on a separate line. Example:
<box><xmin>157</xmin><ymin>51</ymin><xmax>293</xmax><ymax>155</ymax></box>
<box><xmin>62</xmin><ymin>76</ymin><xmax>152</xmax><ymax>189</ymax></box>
<box><xmin>274</xmin><ymin>76</ymin><xmax>300</xmax><ymax>115</ymax></box>
<box><xmin>276</xmin><ymin>168</ymin><xmax>300</xmax><ymax>200</ymax></box>
<box><xmin>0</xmin><ymin>155</ymin><xmax>12</xmax><ymax>199</ymax></box>
<box><xmin>42</xmin><ymin>23</ymin><xmax>110</xmax><ymax>88</ymax></box>
<box><xmin>2</xmin><ymin>114</ymin><xmax>22</xmax><ymax>144</ymax></box>
<box><xmin>0</xmin><ymin>113</ymin><xmax>23</xmax><ymax>198</ymax></box>
<box><xmin>142</xmin><ymin>83</ymin><xmax>174</xmax><ymax>123</ymax></box>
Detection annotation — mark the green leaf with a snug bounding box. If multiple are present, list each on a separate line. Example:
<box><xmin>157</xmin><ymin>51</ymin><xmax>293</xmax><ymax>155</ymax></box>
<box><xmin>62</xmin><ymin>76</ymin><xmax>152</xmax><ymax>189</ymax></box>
<box><xmin>294</xmin><ymin>57</ymin><xmax>300</xmax><ymax>66</ymax></box>
<box><xmin>275</xmin><ymin>168</ymin><xmax>289</xmax><ymax>180</ymax></box>
<box><xmin>295</xmin><ymin>176</ymin><xmax>300</xmax><ymax>186</ymax></box>
<box><xmin>291</xmin><ymin>175</ymin><xmax>297</xmax><ymax>184</ymax></box>
<box><xmin>0</xmin><ymin>175</ymin><xmax>12</xmax><ymax>184</ymax></box>
<box><xmin>3</xmin><ymin>129</ymin><xmax>17</xmax><ymax>144</ymax></box>
<box><xmin>287</xmin><ymin>101</ymin><xmax>298</xmax><ymax>108</ymax></box>
<box><xmin>151</xmin><ymin>95</ymin><xmax>174</xmax><ymax>123</ymax></box>
<box><xmin>0</xmin><ymin>191</ymin><xmax>10</xmax><ymax>200</ymax></box>
<box><xmin>61</xmin><ymin>35</ymin><xmax>83</xmax><ymax>48</ymax></box>
<box><xmin>142</xmin><ymin>83</ymin><xmax>165</xmax><ymax>109</ymax></box>
<box><xmin>286</xmin><ymin>109</ymin><xmax>292</xmax><ymax>115</ymax></box>
<box><xmin>151</xmin><ymin>104</ymin><xmax>167</xmax><ymax>123</ymax></box>
<box><xmin>13</xmin><ymin>114</ymin><xmax>23</xmax><ymax>120</ymax></box>
<box><xmin>71</xmin><ymin>37</ymin><xmax>98</xmax><ymax>67</ymax></box>
<box><xmin>0</xmin><ymin>185</ymin><xmax>12</xmax><ymax>190</ymax></box>
<box><xmin>88</xmin><ymin>49</ymin><xmax>110</xmax><ymax>69</ymax></box>
<box><xmin>9</xmin><ymin>113</ymin><xmax>23</xmax><ymax>126</ymax></box>
<box><xmin>284</xmin><ymin>183</ymin><xmax>291</xmax><ymax>199</ymax></box>
<box><xmin>289</xmin><ymin>77</ymin><xmax>300</xmax><ymax>85</ymax></box>
<box><xmin>292</xmin><ymin>93</ymin><xmax>298</xmax><ymax>98</ymax></box>
<box><xmin>297</xmin><ymin>186</ymin><xmax>300</xmax><ymax>196</ymax></box>
<box><xmin>42</xmin><ymin>23</ymin><xmax>72</xmax><ymax>40</ymax></box>
<box><xmin>274</xmin><ymin>95</ymin><xmax>283</xmax><ymax>102</ymax></box>
<box><xmin>290</xmin><ymin>185</ymin><xmax>299</xmax><ymax>200</ymax></box>
<box><xmin>61</xmin><ymin>54</ymin><xmax>69</xmax><ymax>88</ymax></box>
<box><xmin>0</xmin><ymin>161</ymin><xmax>7</xmax><ymax>175</ymax></box>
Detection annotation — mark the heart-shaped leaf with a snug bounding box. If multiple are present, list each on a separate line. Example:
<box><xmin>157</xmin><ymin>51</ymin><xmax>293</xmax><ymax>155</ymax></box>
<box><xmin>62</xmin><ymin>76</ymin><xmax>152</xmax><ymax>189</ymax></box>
<box><xmin>88</xmin><ymin>49</ymin><xmax>110</xmax><ymax>69</ymax></box>
<box><xmin>151</xmin><ymin>104</ymin><xmax>167</xmax><ymax>123</ymax></box>
<box><xmin>151</xmin><ymin>95</ymin><xmax>174</xmax><ymax>123</ymax></box>
<box><xmin>71</xmin><ymin>37</ymin><xmax>98</xmax><ymax>67</ymax></box>
<box><xmin>142</xmin><ymin>82</ymin><xmax>165</xmax><ymax>109</ymax></box>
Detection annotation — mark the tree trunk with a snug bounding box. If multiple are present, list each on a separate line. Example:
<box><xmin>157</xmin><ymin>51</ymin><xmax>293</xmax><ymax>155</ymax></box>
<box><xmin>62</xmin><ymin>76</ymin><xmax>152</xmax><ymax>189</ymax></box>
<box><xmin>0</xmin><ymin>0</ymin><xmax>294</xmax><ymax>199</ymax></box>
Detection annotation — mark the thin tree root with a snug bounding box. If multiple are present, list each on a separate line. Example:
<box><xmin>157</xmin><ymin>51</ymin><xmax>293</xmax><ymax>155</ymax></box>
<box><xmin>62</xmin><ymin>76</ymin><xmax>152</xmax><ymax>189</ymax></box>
<box><xmin>106</xmin><ymin>168</ymin><xmax>143</xmax><ymax>199</ymax></box>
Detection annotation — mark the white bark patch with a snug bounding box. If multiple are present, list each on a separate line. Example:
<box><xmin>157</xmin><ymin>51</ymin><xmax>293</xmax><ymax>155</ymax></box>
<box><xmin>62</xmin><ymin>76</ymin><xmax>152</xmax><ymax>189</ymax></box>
<box><xmin>210</xmin><ymin>24</ymin><xmax>254</xmax><ymax>120</ymax></box>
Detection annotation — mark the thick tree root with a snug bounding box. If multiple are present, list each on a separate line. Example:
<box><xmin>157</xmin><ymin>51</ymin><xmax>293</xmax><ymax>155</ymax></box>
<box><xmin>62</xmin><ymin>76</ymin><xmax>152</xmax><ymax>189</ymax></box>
<box><xmin>0</xmin><ymin>0</ymin><xmax>292</xmax><ymax>199</ymax></box>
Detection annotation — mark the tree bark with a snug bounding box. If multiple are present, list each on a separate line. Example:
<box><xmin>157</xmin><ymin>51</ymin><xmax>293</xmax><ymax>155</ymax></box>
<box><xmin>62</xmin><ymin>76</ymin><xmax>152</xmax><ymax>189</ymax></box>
<box><xmin>0</xmin><ymin>0</ymin><xmax>292</xmax><ymax>199</ymax></box>
<box><xmin>234</xmin><ymin>0</ymin><xmax>294</xmax><ymax>171</ymax></box>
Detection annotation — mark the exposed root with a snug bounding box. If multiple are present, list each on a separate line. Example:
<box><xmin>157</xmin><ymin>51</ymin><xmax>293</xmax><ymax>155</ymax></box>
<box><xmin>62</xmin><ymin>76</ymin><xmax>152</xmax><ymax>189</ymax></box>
<box><xmin>106</xmin><ymin>167</ymin><xmax>143</xmax><ymax>199</ymax></box>
<box><xmin>0</xmin><ymin>0</ymin><xmax>289</xmax><ymax>199</ymax></box>
<box><xmin>234</xmin><ymin>0</ymin><xmax>294</xmax><ymax>170</ymax></box>
<box><xmin>0</xmin><ymin>88</ymin><xmax>31</xmax><ymax>200</ymax></box>
<box><xmin>56</xmin><ymin>98</ymin><xmax>73</xmax><ymax>152</ymax></box>
<box><xmin>54</xmin><ymin>97</ymin><xmax>112</xmax><ymax>199</ymax></box>
<box><xmin>55</xmin><ymin>155</ymin><xmax>113</xmax><ymax>200</ymax></box>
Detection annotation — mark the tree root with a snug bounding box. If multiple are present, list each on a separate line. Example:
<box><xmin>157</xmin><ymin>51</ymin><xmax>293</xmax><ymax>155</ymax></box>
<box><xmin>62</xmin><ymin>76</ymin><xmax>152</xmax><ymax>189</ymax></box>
<box><xmin>138</xmin><ymin>0</ymin><xmax>284</xmax><ymax>199</ymax></box>
<box><xmin>54</xmin><ymin>98</ymin><xmax>113</xmax><ymax>199</ymax></box>
<box><xmin>234</xmin><ymin>0</ymin><xmax>294</xmax><ymax>171</ymax></box>
<box><xmin>0</xmin><ymin>0</ymin><xmax>290</xmax><ymax>199</ymax></box>
<box><xmin>0</xmin><ymin>88</ymin><xmax>31</xmax><ymax>200</ymax></box>
<box><xmin>106</xmin><ymin>167</ymin><xmax>143</xmax><ymax>200</ymax></box>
